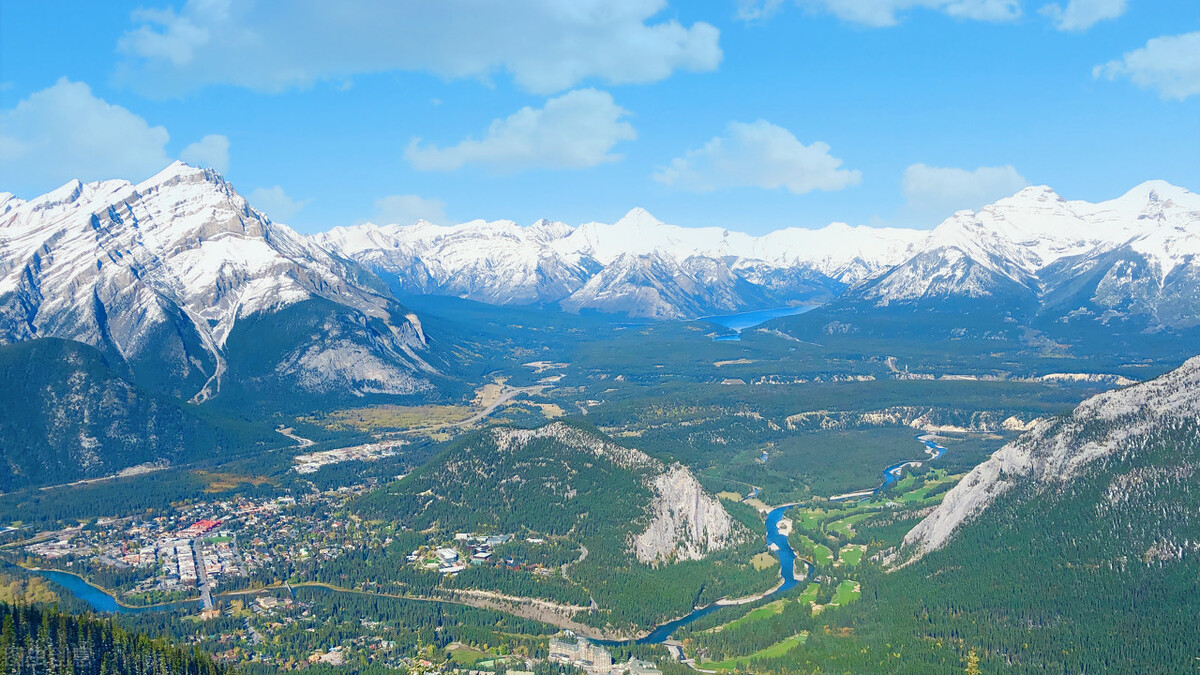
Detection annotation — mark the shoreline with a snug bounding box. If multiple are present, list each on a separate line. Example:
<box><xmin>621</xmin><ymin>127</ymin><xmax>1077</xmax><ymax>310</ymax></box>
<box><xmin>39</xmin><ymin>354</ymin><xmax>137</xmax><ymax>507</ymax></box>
<box><xmin>17</xmin><ymin>563</ymin><xmax>201</xmax><ymax>610</ymax></box>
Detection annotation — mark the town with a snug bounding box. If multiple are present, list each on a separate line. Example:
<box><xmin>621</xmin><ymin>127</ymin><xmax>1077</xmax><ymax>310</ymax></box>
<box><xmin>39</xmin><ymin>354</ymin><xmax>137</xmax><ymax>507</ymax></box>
<box><xmin>2</xmin><ymin>484</ymin><xmax>662</xmax><ymax>673</ymax></box>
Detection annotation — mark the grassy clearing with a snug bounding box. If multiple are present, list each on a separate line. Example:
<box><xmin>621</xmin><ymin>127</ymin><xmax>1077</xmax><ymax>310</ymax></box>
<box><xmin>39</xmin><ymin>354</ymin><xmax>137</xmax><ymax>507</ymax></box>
<box><xmin>838</xmin><ymin>545</ymin><xmax>865</xmax><ymax>567</ymax></box>
<box><xmin>702</xmin><ymin>632</ymin><xmax>809</xmax><ymax>670</ymax></box>
<box><xmin>794</xmin><ymin>509</ymin><xmax>827</xmax><ymax>531</ymax></box>
<box><xmin>706</xmin><ymin>598</ymin><xmax>787</xmax><ymax>633</ymax></box>
<box><xmin>832</xmin><ymin>580</ymin><xmax>861</xmax><ymax>606</ymax></box>
<box><xmin>318</xmin><ymin>405</ymin><xmax>473</xmax><ymax>431</ymax></box>
<box><xmin>750</xmin><ymin>552</ymin><xmax>777</xmax><ymax>570</ymax></box>
<box><xmin>796</xmin><ymin>582</ymin><xmax>820</xmax><ymax>604</ymax></box>
<box><xmin>717</xmin><ymin>491</ymin><xmax>744</xmax><ymax>502</ymax></box>
<box><xmin>447</xmin><ymin>644</ymin><xmax>489</xmax><ymax>665</ymax></box>
<box><xmin>193</xmin><ymin>471</ymin><xmax>275</xmax><ymax>493</ymax></box>
<box><xmin>813</xmin><ymin>544</ymin><xmax>835</xmax><ymax>567</ymax></box>
<box><xmin>532</xmin><ymin>402</ymin><xmax>565</xmax><ymax>418</ymax></box>
<box><xmin>896</xmin><ymin>474</ymin><xmax>963</xmax><ymax>505</ymax></box>
<box><xmin>827</xmin><ymin>512</ymin><xmax>872</xmax><ymax>538</ymax></box>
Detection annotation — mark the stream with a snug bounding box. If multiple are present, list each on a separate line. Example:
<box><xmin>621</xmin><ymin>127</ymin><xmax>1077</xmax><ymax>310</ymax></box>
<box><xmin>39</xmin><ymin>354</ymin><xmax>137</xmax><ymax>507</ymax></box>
<box><xmin>876</xmin><ymin>434</ymin><xmax>947</xmax><ymax>494</ymax></box>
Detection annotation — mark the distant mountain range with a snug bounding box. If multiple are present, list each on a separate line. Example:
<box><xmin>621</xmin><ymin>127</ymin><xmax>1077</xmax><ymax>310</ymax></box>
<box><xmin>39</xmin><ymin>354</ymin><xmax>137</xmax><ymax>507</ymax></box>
<box><xmin>1</xmin><ymin>163</ymin><xmax>1197</xmax><ymax>410</ymax></box>
<box><xmin>782</xmin><ymin>181</ymin><xmax>1200</xmax><ymax>343</ymax></box>
<box><xmin>318</xmin><ymin>181</ymin><xmax>1200</xmax><ymax>331</ymax></box>
<box><xmin>316</xmin><ymin>206</ymin><xmax>923</xmax><ymax>320</ymax></box>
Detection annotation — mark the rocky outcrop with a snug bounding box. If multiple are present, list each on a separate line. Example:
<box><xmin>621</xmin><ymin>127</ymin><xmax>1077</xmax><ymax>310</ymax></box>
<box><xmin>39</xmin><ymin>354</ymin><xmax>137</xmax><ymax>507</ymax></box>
<box><xmin>491</xmin><ymin>423</ymin><xmax>742</xmax><ymax>563</ymax></box>
<box><xmin>633</xmin><ymin>464</ymin><xmax>739</xmax><ymax>563</ymax></box>
<box><xmin>897</xmin><ymin>355</ymin><xmax>1200</xmax><ymax>563</ymax></box>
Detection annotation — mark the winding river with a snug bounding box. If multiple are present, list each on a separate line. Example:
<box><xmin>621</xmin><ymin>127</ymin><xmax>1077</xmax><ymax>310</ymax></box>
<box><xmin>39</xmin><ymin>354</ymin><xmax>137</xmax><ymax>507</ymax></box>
<box><xmin>599</xmin><ymin>503</ymin><xmax>811</xmax><ymax>646</ymax></box>
<box><xmin>19</xmin><ymin>434</ymin><xmax>943</xmax><ymax>649</ymax></box>
<box><xmin>14</xmin><ymin>564</ymin><xmax>196</xmax><ymax>614</ymax></box>
<box><xmin>19</xmin><ymin>507</ymin><xmax>807</xmax><ymax>647</ymax></box>
<box><xmin>876</xmin><ymin>434</ymin><xmax>948</xmax><ymax>494</ymax></box>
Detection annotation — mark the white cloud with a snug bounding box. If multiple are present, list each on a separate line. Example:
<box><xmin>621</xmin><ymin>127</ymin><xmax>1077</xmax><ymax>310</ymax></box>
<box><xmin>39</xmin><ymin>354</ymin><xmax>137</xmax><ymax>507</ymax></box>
<box><xmin>736</xmin><ymin>0</ymin><xmax>786</xmax><ymax>21</ymax></box>
<box><xmin>116</xmin><ymin>0</ymin><xmax>721</xmax><ymax>96</ymax></box>
<box><xmin>0</xmin><ymin>78</ymin><xmax>233</xmax><ymax>196</ymax></box>
<box><xmin>653</xmin><ymin>120</ymin><xmax>861</xmax><ymax>194</ymax></box>
<box><xmin>1094</xmin><ymin>31</ymin><xmax>1200</xmax><ymax>101</ymax></box>
<box><xmin>1039</xmin><ymin>0</ymin><xmax>1126</xmax><ymax>31</ymax></box>
<box><xmin>0</xmin><ymin>78</ymin><xmax>172</xmax><ymax>196</ymax></box>
<box><xmin>405</xmin><ymin>89</ymin><xmax>636</xmax><ymax>172</ymax></box>
<box><xmin>735</xmin><ymin>0</ymin><xmax>1020</xmax><ymax>27</ymax></box>
<box><xmin>248</xmin><ymin>185</ymin><xmax>309</xmax><ymax>222</ymax></box>
<box><xmin>373</xmin><ymin>195</ymin><xmax>447</xmax><ymax>225</ymax></box>
<box><xmin>180</xmin><ymin>134</ymin><xmax>230</xmax><ymax>171</ymax></box>
<box><xmin>902</xmin><ymin>163</ymin><xmax>1029</xmax><ymax>219</ymax></box>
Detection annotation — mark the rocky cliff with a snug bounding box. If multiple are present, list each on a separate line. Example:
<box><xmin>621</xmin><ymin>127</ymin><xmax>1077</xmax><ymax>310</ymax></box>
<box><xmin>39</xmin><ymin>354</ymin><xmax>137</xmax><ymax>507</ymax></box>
<box><xmin>898</xmin><ymin>354</ymin><xmax>1200</xmax><ymax>563</ymax></box>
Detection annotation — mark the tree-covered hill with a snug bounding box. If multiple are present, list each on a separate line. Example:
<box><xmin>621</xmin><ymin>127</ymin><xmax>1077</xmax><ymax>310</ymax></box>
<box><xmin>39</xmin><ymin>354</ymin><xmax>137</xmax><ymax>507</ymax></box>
<box><xmin>0</xmin><ymin>603</ymin><xmax>233</xmax><ymax>675</ymax></box>
<box><xmin>352</xmin><ymin>421</ymin><xmax>776</xmax><ymax>632</ymax></box>
<box><xmin>0</xmin><ymin>338</ymin><xmax>272</xmax><ymax>491</ymax></box>
<box><xmin>736</xmin><ymin>356</ymin><xmax>1200</xmax><ymax>673</ymax></box>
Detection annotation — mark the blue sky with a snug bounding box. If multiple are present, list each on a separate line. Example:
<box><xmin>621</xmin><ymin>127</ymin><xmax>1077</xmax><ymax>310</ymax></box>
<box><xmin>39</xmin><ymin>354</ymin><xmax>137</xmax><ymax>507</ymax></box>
<box><xmin>1</xmin><ymin>1</ymin><xmax>1197</xmax><ymax>234</ymax></box>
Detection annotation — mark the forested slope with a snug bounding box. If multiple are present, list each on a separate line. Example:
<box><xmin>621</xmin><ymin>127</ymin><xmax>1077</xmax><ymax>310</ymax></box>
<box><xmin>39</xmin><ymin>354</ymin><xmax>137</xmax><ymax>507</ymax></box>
<box><xmin>0</xmin><ymin>603</ymin><xmax>233</xmax><ymax>675</ymax></box>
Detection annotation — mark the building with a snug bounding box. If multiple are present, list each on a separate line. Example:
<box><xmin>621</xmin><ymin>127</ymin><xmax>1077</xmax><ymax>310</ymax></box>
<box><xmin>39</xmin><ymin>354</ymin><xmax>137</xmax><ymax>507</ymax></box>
<box><xmin>549</xmin><ymin>634</ymin><xmax>662</xmax><ymax>675</ymax></box>
<box><xmin>549</xmin><ymin>635</ymin><xmax>612</xmax><ymax>671</ymax></box>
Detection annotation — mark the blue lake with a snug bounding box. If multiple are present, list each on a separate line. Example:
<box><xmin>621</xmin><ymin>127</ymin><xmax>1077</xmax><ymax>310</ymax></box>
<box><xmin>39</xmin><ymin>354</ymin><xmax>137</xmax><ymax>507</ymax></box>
<box><xmin>701</xmin><ymin>306</ymin><xmax>818</xmax><ymax>341</ymax></box>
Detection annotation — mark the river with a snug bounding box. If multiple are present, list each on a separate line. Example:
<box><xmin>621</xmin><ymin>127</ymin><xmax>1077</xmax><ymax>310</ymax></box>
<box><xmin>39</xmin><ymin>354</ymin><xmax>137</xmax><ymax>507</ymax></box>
<box><xmin>875</xmin><ymin>434</ymin><xmax>948</xmax><ymax>494</ymax></box>
<box><xmin>598</xmin><ymin>503</ymin><xmax>810</xmax><ymax>646</ymax></box>
<box><xmin>20</xmin><ymin>435</ymin><xmax>941</xmax><ymax>646</ymax></box>
<box><xmin>17</xmin><ymin>565</ymin><xmax>197</xmax><ymax>614</ymax></box>
<box><xmin>620</xmin><ymin>434</ymin><xmax>949</xmax><ymax>647</ymax></box>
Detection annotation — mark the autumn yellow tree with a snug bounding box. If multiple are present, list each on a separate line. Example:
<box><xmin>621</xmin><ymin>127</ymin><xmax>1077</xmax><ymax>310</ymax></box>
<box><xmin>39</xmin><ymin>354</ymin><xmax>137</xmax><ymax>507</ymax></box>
<box><xmin>965</xmin><ymin>648</ymin><xmax>981</xmax><ymax>675</ymax></box>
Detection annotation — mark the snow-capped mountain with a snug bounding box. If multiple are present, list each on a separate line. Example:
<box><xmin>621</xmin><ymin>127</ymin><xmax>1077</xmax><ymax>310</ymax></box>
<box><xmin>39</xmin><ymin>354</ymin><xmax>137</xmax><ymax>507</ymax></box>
<box><xmin>0</xmin><ymin>162</ymin><xmax>434</xmax><ymax>403</ymax></box>
<box><xmin>322</xmin><ymin>182</ymin><xmax>1198</xmax><ymax>326</ymax></box>
<box><xmin>845</xmin><ymin>181</ymin><xmax>1200</xmax><ymax>330</ymax></box>
<box><xmin>317</xmin><ymin>217</ymin><xmax>598</xmax><ymax>306</ymax></box>
<box><xmin>5</xmin><ymin>164</ymin><xmax>1194</xmax><ymax>392</ymax></box>
<box><xmin>317</xmin><ymin>207</ymin><xmax>925</xmax><ymax>319</ymax></box>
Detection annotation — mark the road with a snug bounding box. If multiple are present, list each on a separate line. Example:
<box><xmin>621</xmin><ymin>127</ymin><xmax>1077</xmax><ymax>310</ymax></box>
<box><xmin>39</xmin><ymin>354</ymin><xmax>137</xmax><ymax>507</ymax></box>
<box><xmin>191</xmin><ymin>540</ymin><xmax>213</xmax><ymax>610</ymax></box>
<box><xmin>451</xmin><ymin>385</ymin><xmax>545</xmax><ymax>428</ymax></box>
<box><xmin>276</xmin><ymin>426</ymin><xmax>315</xmax><ymax>448</ymax></box>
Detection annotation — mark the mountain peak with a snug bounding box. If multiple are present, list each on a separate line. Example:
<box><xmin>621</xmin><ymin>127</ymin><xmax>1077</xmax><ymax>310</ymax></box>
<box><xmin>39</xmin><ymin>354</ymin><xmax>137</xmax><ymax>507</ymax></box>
<box><xmin>616</xmin><ymin>207</ymin><xmax>664</xmax><ymax>229</ymax></box>
<box><xmin>1005</xmin><ymin>184</ymin><xmax>1063</xmax><ymax>204</ymax></box>
<box><xmin>1116</xmin><ymin>179</ymin><xmax>1196</xmax><ymax>207</ymax></box>
<box><xmin>136</xmin><ymin>161</ymin><xmax>222</xmax><ymax>194</ymax></box>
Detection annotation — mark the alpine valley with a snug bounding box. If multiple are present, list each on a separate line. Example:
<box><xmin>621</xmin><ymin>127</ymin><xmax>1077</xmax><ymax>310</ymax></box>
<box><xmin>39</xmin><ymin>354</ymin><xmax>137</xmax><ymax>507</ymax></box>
<box><xmin>2</xmin><ymin>164</ymin><xmax>1198</xmax><ymax>675</ymax></box>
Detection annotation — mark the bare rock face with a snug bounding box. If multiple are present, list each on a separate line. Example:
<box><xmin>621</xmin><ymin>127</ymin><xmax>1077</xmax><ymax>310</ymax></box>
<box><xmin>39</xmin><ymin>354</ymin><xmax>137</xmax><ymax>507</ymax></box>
<box><xmin>898</xmin><ymin>355</ymin><xmax>1200</xmax><ymax>564</ymax></box>
<box><xmin>633</xmin><ymin>464</ymin><xmax>740</xmax><ymax>563</ymax></box>
<box><xmin>491</xmin><ymin>423</ymin><xmax>742</xmax><ymax>563</ymax></box>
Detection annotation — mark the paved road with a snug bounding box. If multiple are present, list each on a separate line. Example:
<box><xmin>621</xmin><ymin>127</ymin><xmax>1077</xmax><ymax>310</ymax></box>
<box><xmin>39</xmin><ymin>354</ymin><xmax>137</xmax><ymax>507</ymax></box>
<box><xmin>452</xmin><ymin>385</ymin><xmax>545</xmax><ymax>428</ymax></box>
<box><xmin>191</xmin><ymin>540</ymin><xmax>213</xmax><ymax>610</ymax></box>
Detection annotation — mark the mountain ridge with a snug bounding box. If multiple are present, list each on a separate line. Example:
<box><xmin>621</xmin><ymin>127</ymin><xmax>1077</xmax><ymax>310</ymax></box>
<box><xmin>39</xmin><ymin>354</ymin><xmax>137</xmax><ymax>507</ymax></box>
<box><xmin>0</xmin><ymin>161</ymin><xmax>436</xmax><ymax>405</ymax></box>
<box><xmin>898</xmin><ymin>353</ymin><xmax>1200</xmax><ymax>564</ymax></box>
<box><xmin>318</xmin><ymin>179</ymin><xmax>1199</xmax><ymax>323</ymax></box>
